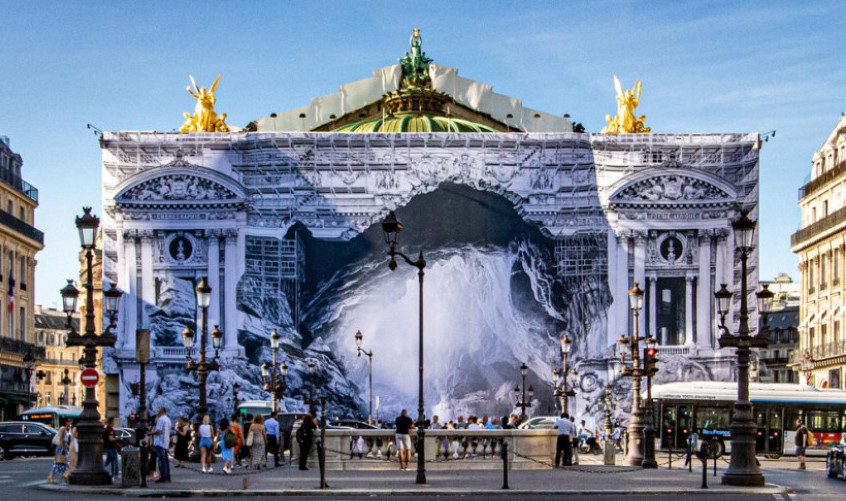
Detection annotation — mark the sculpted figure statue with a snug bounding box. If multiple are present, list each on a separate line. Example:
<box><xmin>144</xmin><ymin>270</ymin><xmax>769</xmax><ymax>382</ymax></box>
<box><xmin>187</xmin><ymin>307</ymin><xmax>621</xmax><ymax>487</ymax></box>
<box><xmin>601</xmin><ymin>75</ymin><xmax>651</xmax><ymax>134</ymax></box>
<box><xmin>180</xmin><ymin>74</ymin><xmax>230</xmax><ymax>133</ymax></box>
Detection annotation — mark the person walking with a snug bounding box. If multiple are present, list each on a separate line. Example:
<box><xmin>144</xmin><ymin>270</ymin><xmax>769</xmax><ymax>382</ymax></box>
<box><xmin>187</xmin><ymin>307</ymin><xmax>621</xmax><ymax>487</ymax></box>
<box><xmin>150</xmin><ymin>407</ymin><xmax>172</xmax><ymax>483</ymax></box>
<box><xmin>216</xmin><ymin>418</ymin><xmax>235</xmax><ymax>474</ymax></box>
<box><xmin>395</xmin><ymin>409</ymin><xmax>414</xmax><ymax>470</ymax></box>
<box><xmin>297</xmin><ymin>411</ymin><xmax>318</xmax><ymax>471</ymax></box>
<box><xmin>240</xmin><ymin>414</ymin><xmax>253</xmax><ymax>466</ymax></box>
<box><xmin>248</xmin><ymin>414</ymin><xmax>267</xmax><ymax>469</ymax></box>
<box><xmin>173</xmin><ymin>416</ymin><xmax>191</xmax><ymax>468</ymax></box>
<box><xmin>47</xmin><ymin>418</ymin><xmax>71</xmax><ymax>484</ymax></box>
<box><xmin>265</xmin><ymin>411</ymin><xmax>281</xmax><ymax>467</ymax></box>
<box><xmin>795</xmin><ymin>418</ymin><xmax>809</xmax><ymax>470</ymax></box>
<box><xmin>198</xmin><ymin>415</ymin><xmax>215</xmax><ymax>473</ymax></box>
<box><xmin>684</xmin><ymin>429</ymin><xmax>699</xmax><ymax>467</ymax></box>
<box><xmin>612</xmin><ymin>421</ymin><xmax>623</xmax><ymax>453</ymax></box>
<box><xmin>229</xmin><ymin>413</ymin><xmax>243</xmax><ymax>467</ymax></box>
<box><xmin>553</xmin><ymin>413</ymin><xmax>573</xmax><ymax>467</ymax></box>
<box><xmin>569</xmin><ymin>415</ymin><xmax>579</xmax><ymax>465</ymax></box>
<box><xmin>431</xmin><ymin>415</ymin><xmax>449</xmax><ymax>459</ymax></box>
<box><xmin>103</xmin><ymin>416</ymin><xmax>120</xmax><ymax>480</ymax></box>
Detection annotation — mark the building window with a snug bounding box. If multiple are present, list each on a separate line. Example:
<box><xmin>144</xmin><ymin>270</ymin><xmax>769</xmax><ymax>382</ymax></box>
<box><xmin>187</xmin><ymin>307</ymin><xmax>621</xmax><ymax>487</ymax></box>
<box><xmin>18</xmin><ymin>306</ymin><xmax>24</xmax><ymax>341</ymax></box>
<box><xmin>812</xmin><ymin>207</ymin><xmax>817</xmax><ymax>222</ymax></box>
<box><xmin>18</xmin><ymin>207</ymin><xmax>23</xmax><ymax>221</ymax></box>
<box><xmin>45</xmin><ymin>371</ymin><xmax>52</xmax><ymax>384</ymax></box>
<box><xmin>809</xmin><ymin>260</ymin><xmax>815</xmax><ymax>293</ymax></box>
<box><xmin>45</xmin><ymin>392</ymin><xmax>51</xmax><ymax>405</ymax></box>
<box><xmin>19</xmin><ymin>256</ymin><xmax>25</xmax><ymax>290</ymax></box>
<box><xmin>835</xmin><ymin>250</ymin><xmax>842</xmax><ymax>287</ymax></box>
<box><xmin>823</xmin><ymin>200</ymin><xmax>829</xmax><ymax>217</ymax></box>
<box><xmin>830</xmin><ymin>369</ymin><xmax>842</xmax><ymax>389</ymax></box>
<box><xmin>656</xmin><ymin>277</ymin><xmax>686</xmax><ymax>345</ymax></box>
<box><xmin>6</xmin><ymin>201</ymin><xmax>11</xmax><ymax>214</ymax></box>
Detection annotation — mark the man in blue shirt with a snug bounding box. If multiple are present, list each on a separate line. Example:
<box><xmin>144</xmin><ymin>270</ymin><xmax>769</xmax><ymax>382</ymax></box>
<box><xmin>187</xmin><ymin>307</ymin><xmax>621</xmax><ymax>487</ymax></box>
<box><xmin>553</xmin><ymin>413</ymin><xmax>572</xmax><ymax>467</ymax></box>
<box><xmin>265</xmin><ymin>411</ymin><xmax>281</xmax><ymax>467</ymax></box>
<box><xmin>150</xmin><ymin>407</ymin><xmax>172</xmax><ymax>482</ymax></box>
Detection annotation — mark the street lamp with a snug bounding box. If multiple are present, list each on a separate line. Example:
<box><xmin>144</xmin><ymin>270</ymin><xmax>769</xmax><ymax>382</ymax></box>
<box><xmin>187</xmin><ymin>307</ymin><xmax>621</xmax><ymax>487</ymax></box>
<box><xmin>60</xmin><ymin>368</ymin><xmax>72</xmax><ymax>406</ymax></box>
<box><xmin>304</xmin><ymin>360</ymin><xmax>319</xmax><ymax>409</ymax></box>
<box><xmin>617</xmin><ymin>283</ymin><xmax>652</xmax><ymax>468</ymax></box>
<box><xmin>552</xmin><ymin>335</ymin><xmax>577</xmax><ymax>414</ymax></box>
<box><xmin>263</xmin><ymin>329</ymin><xmax>287</xmax><ymax>412</ymax></box>
<box><xmin>23</xmin><ymin>350</ymin><xmax>35</xmax><ymax>404</ymax></box>
<box><xmin>183</xmin><ymin>277</ymin><xmax>222</xmax><ymax>462</ymax></box>
<box><xmin>716</xmin><ymin>212</ymin><xmax>768</xmax><ymax>487</ymax></box>
<box><xmin>62</xmin><ymin>207</ymin><xmax>124</xmax><ymax>485</ymax></box>
<box><xmin>381</xmin><ymin>210</ymin><xmax>428</xmax><ymax>484</ymax></box>
<box><xmin>514</xmin><ymin>362</ymin><xmax>534</xmax><ymax>422</ymax></box>
<box><xmin>354</xmin><ymin>330</ymin><xmax>375</xmax><ymax>424</ymax></box>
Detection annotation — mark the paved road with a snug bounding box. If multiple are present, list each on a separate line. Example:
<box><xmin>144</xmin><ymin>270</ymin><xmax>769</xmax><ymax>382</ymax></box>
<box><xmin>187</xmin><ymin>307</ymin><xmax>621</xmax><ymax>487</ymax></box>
<box><xmin>0</xmin><ymin>456</ymin><xmax>843</xmax><ymax>500</ymax></box>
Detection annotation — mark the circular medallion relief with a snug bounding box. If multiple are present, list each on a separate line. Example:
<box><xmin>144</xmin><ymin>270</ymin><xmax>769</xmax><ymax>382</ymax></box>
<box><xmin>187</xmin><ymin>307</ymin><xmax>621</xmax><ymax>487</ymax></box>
<box><xmin>660</xmin><ymin>236</ymin><xmax>683</xmax><ymax>263</ymax></box>
<box><xmin>169</xmin><ymin>236</ymin><xmax>193</xmax><ymax>262</ymax></box>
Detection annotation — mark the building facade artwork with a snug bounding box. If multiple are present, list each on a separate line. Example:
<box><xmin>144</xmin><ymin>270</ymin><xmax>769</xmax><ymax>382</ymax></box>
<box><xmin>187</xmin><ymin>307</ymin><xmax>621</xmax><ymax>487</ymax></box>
<box><xmin>99</xmin><ymin>34</ymin><xmax>761</xmax><ymax>424</ymax></box>
<box><xmin>791</xmin><ymin>113</ymin><xmax>846</xmax><ymax>390</ymax></box>
<box><xmin>34</xmin><ymin>305</ymin><xmax>82</xmax><ymax>407</ymax></box>
<box><xmin>0</xmin><ymin>135</ymin><xmax>44</xmax><ymax>420</ymax></box>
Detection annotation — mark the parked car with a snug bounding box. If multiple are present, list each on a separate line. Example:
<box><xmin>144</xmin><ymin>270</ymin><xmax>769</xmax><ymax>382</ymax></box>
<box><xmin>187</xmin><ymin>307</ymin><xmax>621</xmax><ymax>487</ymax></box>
<box><xmin>330</xmin><ymin>420</ymin><xmax>379</xmax><ymax>430</ymax></box>
<box><xmin>518</xmin><ymin>416</ymin><xmax>558</xmax><ymax>430</ymax></box>
<box><xmin>0</xmin><ymin>421</ymin><xmax>57</xmax><ymax>460</ymax></box>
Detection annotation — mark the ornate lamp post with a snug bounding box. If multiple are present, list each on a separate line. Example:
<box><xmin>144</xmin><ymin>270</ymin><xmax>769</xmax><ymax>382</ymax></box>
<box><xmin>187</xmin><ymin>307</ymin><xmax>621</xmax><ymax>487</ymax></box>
<box><xmin>514</xmin><ymin>362</ymin><xmax>534</xmax><ymax>422</ymax></box>
<box><xmin>552</xmin><ymin>335</ymin><xmax>577</xmax><ymax>414</ymax></box>
<box><xmin>641</xmin><ymin>334</ymin><xmax>658</xmax><ymax>469</ymax></box>
<box><xmin>182</xmin><ymin>277</ymin><xmax>223</xmax><ymax>461</ymax></box>
<box><xmin>62</xmin><ymin>207</ymin><xmax>124</xmax><ymax>485</ymax></box>
<box><xmin>715</xmin><ymin>213</ymin><xmax>769</xmax><ymax>487</ymax></box>
<box><xmin>354</xmin><ymin>330</ymin><xmax>374</xmax><ymax>424</ymax></box>
<box><xmin>304</xmin><ymin>360</ymin><xmax>319</xmax><ymax>409</ymax></box>
<box><xmin>617</xmin><ymin>283</ymin><xmax>647</xmax><ymax>467</ymax></box>
<box><xmin>381</xmin><ymin>211</ymin><xmax>428</xmax><ymax>485</ymax></box>
<box><xmin>262</xmin><ymin>358</ymin><xmax>288</xmax><ymax>413</ymax></box>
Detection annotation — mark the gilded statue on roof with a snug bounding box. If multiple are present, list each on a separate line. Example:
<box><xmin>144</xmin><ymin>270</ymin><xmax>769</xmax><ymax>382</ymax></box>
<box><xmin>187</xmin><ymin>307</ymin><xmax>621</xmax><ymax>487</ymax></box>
<box><xmin>601</xmin><ymin>75</ymin><xmax>651</xmax><ymax>134</ymax></box>
<box><xmin>399</xmin><ymin>28</ymin><xmax>433</xmax><ymax>88</ymax></box>
<box><xmin>179</xmin><ymin>74</ymin><xmax>230</xmax><ymax>133</ymax></box>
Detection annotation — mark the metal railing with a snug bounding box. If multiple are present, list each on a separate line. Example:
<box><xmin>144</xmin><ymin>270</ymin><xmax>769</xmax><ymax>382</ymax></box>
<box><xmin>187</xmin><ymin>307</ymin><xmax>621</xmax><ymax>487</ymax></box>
<box><xmin>798</xmin><ymin>160</ymin><xmax>846</xmax><ymax>200</ymax></box>
<box><xmin>0</xmin><ymin>210</ymin><xmax>43</xmax><ymax>245</ymax></box>
<box><xmin>0</xmin><ymin>337</ymin><xmax>44</xmax><ymax>357</ymax></box>
<box><xmin>0</xmin><ymin>170</ymin><xmax>38</xmax><ymax>203</ymax></box>
<box><xmin>791</xmin><ymin>206</ymin><xmax>846</xmax><ymax>248</ymax></box>
<box><xmin>791</xmin><ymin>340</ymin><xmax>846</xmax><ymax>364</ymax></box>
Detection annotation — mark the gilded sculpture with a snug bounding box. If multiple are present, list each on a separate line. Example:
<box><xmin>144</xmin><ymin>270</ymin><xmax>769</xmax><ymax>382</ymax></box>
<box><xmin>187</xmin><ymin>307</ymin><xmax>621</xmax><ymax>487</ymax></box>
<box><xmin>179</xmin><ymin>74</ymin><xmax>230</xmax><ymax>133</ymax></box>
<box><xmin>399</xmin><ymin>28</ymin><xmax>432</xmax><ymax>88</ymax></box>
<box><xmin>601</xmin><ymin>75</ymin><xmax>651</xmax><ymax>134</ymax></box>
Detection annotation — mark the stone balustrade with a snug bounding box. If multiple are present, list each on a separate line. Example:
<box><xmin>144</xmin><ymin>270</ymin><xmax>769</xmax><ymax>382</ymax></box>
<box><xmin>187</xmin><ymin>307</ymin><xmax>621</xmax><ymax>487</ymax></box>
<box><xmin>293</xmin><ymin>428</ymin><xmax>557</xmax><ymax>470</ymax></box>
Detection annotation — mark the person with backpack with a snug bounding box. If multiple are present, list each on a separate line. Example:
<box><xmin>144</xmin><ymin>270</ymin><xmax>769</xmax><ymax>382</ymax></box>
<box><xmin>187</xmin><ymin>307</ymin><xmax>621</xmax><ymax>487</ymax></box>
<box><xmin>229</xmin><ymin>413</ymin><xmax>243</xmax><ymax>467</ymax></box>
<box><xmin>216</xmin><ymin>418</ymin><xmax>236</xmax><ymax>475</ymax></box>
<box><xmin>795</xmin><ymin>418</ymin><xmax>809</xmax><ymax>470</ymax></box>
<box><xmin>684</xmin><ymin>430</ymin><xmax>699</xmax><ymax>467</ymax></box>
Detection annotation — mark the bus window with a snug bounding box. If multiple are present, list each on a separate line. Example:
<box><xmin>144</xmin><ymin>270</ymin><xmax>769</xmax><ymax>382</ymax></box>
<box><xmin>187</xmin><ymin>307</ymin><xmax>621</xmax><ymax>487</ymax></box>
<box><xmin>695</xmin><ymin>406</ymin><xmax>730</xmax><ymax>432</ymax></box>
<box><xmin>807</xmin><ymin>410</ymin><xmax>841</xmax><ymax>432</ymax></box>
<box><xmin>785</xmin><ymin>408</ymin><xmax>804</xmax><ymax>428</ymax></box>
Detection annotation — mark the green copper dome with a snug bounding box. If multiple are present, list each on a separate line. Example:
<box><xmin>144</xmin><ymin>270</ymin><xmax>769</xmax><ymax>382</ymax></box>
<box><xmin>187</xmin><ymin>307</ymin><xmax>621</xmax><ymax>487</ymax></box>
<box><xmin>335</xmin><ymin>114</ymin><xmax>499</xmax><ymax>133</ymax></box>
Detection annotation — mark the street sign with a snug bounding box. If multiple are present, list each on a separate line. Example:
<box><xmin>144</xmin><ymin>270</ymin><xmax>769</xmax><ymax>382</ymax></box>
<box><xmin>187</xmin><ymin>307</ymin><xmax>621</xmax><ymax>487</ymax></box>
<box><xmin>80</xmin><ymin>368</ymin><xmax>99</xmax><ymax>388</ymax></box>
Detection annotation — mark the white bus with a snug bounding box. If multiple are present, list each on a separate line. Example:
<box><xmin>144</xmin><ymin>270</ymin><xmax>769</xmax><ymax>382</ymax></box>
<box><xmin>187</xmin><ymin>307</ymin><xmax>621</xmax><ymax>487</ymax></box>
<box><xmin>650</xmin><ymin>381</ymin><xmax>846</xmax><ymax>457</ymax></box>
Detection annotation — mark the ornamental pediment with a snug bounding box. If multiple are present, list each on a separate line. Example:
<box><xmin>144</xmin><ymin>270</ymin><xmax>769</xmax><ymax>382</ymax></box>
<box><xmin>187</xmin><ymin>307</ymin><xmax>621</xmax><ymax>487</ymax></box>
<box><xmin>114</xmin><ymin>165</ymin><xmax>246</xmax><ymax>208</ymax></box>
<box><xmin>608</xmin><ymin>168</ymin><xmax>737</xmax><ymax>208</ymax></box>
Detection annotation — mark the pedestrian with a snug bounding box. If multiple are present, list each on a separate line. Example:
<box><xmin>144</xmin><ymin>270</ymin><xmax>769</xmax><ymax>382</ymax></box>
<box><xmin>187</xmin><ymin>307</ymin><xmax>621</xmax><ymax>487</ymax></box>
<box><xmin>265</xmin><ymin>410</ymin><xmax>281</xmax><ymax>467</ymax></box>
<box><xmin>229</xmin><ymin>413</ymin><xmax>243</xmax><ymax>467</ymax></box>
<box><xmin>150</xmin><ymin>407</ymin><xmax>172</xmax><ymax>482</ymax></box>
<box><xmin>431</xmin><ymin>415</ymin><xmax>450</xmax><ymax>459</ymax></box>
<box><xmin>454</xmin><ymin>415</ymin><xmax>466</xmax><ymax>429</ymax></box>
<box><xmin>395</xmin><ymin>409</ymin><xmax>414</xmax><ymax>470</ymax></box>
<box><xmin>466</xmin><ymin>416</ymin><xmax>481</xmax><ymax>458</ymax></box>
<box><xmin>684</xmin><ymin>429</ymin><xmax>699</xmax><ymax>467</ymax></box>
<box><xmin>553</xmin><ymin>412</ymin><xmax>572</xmax><ymax>467</ymax></box>
<box><xmin>47</xmin><ymin>418</ymin><xmax>71</xmax><ymax>484</ymax></box>
<box><xmin>611</xmin><ymin>421</ymin><xmax>623</xmax><ymax>453</ymax></box>
<box><xmin>64</xmin><ymin>421</ymin><xmax>79</xmax><ymax>482</ymax></box>
<box><xmin>173</xmin><ymin>416</ymin><xmax>191</xmax><ymax>467</ymax></box>
<box><xmin>240</xmin><ymin>414</ymin><xmax>253</xmax><ymax>465</ymax></box>
<box><xmin>501</xmin><ymin>415</ymin><xmax>513</xmax><ymax>430</ymax></box>
<box><xmin>198</xmin><ymin>414</ymin><xmax>215</xmax><ymax>473</ymax></box>
<box><xmin>216</xmin><ymin>418</ymin><xmax>235</xmax><ymax>474</ymax></box>
<box><xmin>570</xmin><ymin>415</ymin><xmax>579</xmax><ymax>465</ymax></box>
<box><xmin>297</xmin><ymin>410</ymin><xmax>318</xmax><ymax>470</ymax></box>
<box><xmin>103</xmin><ymin>416</ymin><xmax>120</xmax><ymax>480</ymax></box>
<box><xmin>795</xmin><ymin>418</ymin><xmax>809</xmax><ymax>470</ymax></box>
<box><xmin>248</xmin><ymin>414</ymin><xmax>267</xmax><ymax>469</ymax></box>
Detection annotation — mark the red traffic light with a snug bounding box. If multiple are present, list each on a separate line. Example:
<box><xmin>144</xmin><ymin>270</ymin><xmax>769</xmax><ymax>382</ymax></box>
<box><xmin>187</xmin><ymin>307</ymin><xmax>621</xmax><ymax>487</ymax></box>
<box><xmin>646</xmin><ymin>348</ymin><xmax>658</xmax><ymax>358</ymax></box>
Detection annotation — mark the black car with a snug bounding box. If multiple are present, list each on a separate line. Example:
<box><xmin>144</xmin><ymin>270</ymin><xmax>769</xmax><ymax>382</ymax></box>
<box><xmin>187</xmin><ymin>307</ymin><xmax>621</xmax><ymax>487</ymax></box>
<box><xmin>0</xmin><ymin>421</ymin><xmax>57</xmax><ymax>460</ymax></box>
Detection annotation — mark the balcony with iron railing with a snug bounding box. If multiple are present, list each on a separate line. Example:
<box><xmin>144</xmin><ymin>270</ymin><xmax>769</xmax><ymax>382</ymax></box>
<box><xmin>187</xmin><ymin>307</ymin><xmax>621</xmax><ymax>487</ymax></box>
<box><xmin>799</xmin><ymin>160</ymin><xmax>846</xmax><ymax>200</ymax></box>
<box><xmin>0</xmin><ymin>209</ymin><xmax>44</xmax><ymax>245</ymax></box>
<box><xmin>791</xmin><ymin>205</ymin><xmax>846</xmax><ymax>248</ymax></box>
<box><xmin>791</xmin><ymin>339</ymin><xmax>846</xmax><ymax>364</ymax></box>
<box><xmin>0</xmin><ymin>170</ymin><xmax>38</xmax><ymax>203</ymax></box>
<box><xmin>0</xmin><ymin>337</ymin><xmax>45</xmax><ymax>357</ymax></box>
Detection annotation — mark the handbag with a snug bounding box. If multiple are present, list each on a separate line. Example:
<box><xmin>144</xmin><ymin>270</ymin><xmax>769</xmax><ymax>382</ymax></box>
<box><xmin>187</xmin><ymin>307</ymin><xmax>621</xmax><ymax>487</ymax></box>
<box><xmin>246</xmin><ymin>430</ymin><xmax>254</xmax><ymax>447</ymax></box>
<box><xmin>54</xmin><ymin>453</ymin><xmax>67</xmax><ymax>465</ymax></box>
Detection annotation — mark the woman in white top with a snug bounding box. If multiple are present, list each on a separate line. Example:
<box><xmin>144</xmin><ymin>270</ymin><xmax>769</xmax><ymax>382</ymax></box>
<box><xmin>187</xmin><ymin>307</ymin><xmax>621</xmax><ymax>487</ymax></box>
<box><xmin>198</xmin><ymin>415</ymin><xmax>215</xmax><ymax>473</ymax></box>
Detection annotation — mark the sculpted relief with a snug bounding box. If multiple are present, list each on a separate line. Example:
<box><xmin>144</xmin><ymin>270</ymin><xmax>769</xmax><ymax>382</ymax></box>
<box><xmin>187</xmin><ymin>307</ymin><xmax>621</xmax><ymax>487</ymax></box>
<box><xmin>616</xmin><ymin>175</ymin><xmax>729</xmax><ymax>202</ymax></box>
<box><xmin>122</xmin><ymin>174</ymin><xmax>239</xmax><ymax>202</ymax></box>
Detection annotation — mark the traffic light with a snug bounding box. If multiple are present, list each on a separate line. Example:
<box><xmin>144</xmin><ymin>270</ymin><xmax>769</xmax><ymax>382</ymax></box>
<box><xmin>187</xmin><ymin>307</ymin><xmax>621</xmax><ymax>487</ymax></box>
<box><xmin>643</xmin><ymin>347</ymin><xmax>659</xmax><ymax>375</ymax></box>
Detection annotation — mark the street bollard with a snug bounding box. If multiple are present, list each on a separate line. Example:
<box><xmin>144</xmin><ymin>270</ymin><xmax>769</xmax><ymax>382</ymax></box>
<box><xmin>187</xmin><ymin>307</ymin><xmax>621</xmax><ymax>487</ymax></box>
<box><xmin>120</xmin><ymin>446</ymin><xmax>141</xmax><ymax>487</ymax></box>
<box><xmin>668</xmin><ymin>445</ymin><xmax>672</xmax><ymax>470</ymax></box>
<box><xmin>501</xmin><ymin>440</ymin><xmax>509</xmax><ymax>490</ymax></box>
<box><xmin>688</xmin><ymin>446</ymin><xmax>692</xmax><ymax>472</ymax></box>
<box><xmin>242</xmin><ymin>476</ymin><xmax>248</xmax><ymax>490</ymax></box>
<box><xmin>700</xmin><ymin>455</ymin><xmax>708</xmax><ymax>489</ymax></box>
<box><xmin>713</xmin><ymin>455</ymin><xmax>717</xmax><ymax>477</ymax></box>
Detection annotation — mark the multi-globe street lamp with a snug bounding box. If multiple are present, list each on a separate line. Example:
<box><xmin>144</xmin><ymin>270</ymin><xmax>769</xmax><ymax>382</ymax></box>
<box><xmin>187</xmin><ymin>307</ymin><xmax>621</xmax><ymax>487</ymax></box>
<box><xmin>261</xmin><ymin>329</ymin><xmax>288</xmax><ymax>413</ymax></box>
<box><xmin>715</xmin><ymin>212</ymin><xmax>770</xmax><ymax>487</ymax></box>
<box><xmin>616</xmin><ymin>283</ymin><xmax>651</xmax><ymax>468</ymax></box>
<box><xmin>182</xmin><ymin>277</ymin><xmax>223</xmax><ymax>461</ymax></box>
<box><xmin>354</xmin><ymin>330</ymin><xmax>374</xmax><ymax>424</ymax></box>
<box><xmin>552</xmin><ymin>335</ymin><xmax>577</xmax><ymax>414</ymax></box>
<box><xmin>514</xmin><ymin>362</ymin><xmax>534</xmax><ymax>422</ymax></box>
<box><xmin>61</xmin><ymin>207</ymin><xmax>124</xmax><ymax>485</ymax></box>
<box><xmin>380</xmin><ymin>210</ymin><xmax>428</xmax><ymax>485</ymax></box>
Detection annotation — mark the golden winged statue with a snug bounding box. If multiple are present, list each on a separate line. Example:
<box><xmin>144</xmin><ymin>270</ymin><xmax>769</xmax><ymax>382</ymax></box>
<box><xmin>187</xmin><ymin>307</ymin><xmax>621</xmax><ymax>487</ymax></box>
<box><xmin>179</xmin><ymin>74</ymin><xmax>230</xmax><ymax>133</ymax></box>
<box><xmin>601</xmin><ymin>75</ymin><xmax>651</xmax><ymax>134</ymax></box>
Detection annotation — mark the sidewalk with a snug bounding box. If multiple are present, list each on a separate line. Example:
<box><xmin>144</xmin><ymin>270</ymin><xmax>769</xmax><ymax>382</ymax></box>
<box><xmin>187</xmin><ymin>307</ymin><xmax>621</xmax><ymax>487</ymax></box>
<box><xmin>38</xmin><ymin>456</ymin><xmax>791</xmax><ymax>497</ymax></box>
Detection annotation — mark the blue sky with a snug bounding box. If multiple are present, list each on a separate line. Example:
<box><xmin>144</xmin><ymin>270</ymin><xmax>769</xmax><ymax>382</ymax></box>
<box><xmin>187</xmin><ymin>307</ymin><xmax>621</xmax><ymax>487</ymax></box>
<box><xmin>1</xmin><ymin>1</ymin><xmax>844</xmax><ymax>306</ymax></box>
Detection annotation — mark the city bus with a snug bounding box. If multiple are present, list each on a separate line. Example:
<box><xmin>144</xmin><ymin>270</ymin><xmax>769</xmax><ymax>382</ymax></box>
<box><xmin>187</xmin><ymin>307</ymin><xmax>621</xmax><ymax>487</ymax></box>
<box><xmin>651</xmin><ymin>381</ymin><xmax>846</xmax><ymax>457</ymax></box>
<box><xmin>20</xmin><ymin>405</ymin><xmax>83</xmax><ymax>429</ymax></box>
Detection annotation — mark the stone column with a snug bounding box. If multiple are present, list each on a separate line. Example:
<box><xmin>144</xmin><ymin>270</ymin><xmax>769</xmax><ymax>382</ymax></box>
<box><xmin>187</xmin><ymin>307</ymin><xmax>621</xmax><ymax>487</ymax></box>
<box><xmin>616</xmin><ymin>231</ymin><xmax>631</xmax><ymax>337</ymax></box>
<box><xmin>715</xmin><ymin>230</ymin><xmax>728</xmax><ymax>289</ymax></box>
<box><xmin>124</xmin><ymin>231</ymin><xmax>138</xmax><ymax>354</ymax></box>
<box><xmin>223</xmin><ymin>229</ymin><xmax>239</xmax><ymax>349</ymax></box>
<box><xmin>696</xmin><ymin>232</ymin><xmax>713</xmax><ymax>352</ymax></box>
<box><xmin>140</xmin><ymin>231</ymin><xmax>154</xmax><ymax>328</ymax></box>
<box><xmin>634</xmin><ymin>232</ymin><xmax>647</xmax><ymax>337</ymax></box>
<box><xmin>606</xmin><ymin>229</ymin><xmax>618</xmax><ymax>344</ymax></box>
<box><xmin>207</xmin><ymin>231</ymin><xmax>220</xmax><ymax>329</ymax></box>
<box><xmin>648</xmin><ymin>275</ymin><xmax>657</xmax><ymax>340</ymax></box>
<box><xmin>115</xmin><ymin>228</ymin><xmax>126</xmax><ymax>351</ymax></box>
<box><xmin>685</xmin><ymin>274</ymin><xmax>695</xmax><ymax>347</ymax></box>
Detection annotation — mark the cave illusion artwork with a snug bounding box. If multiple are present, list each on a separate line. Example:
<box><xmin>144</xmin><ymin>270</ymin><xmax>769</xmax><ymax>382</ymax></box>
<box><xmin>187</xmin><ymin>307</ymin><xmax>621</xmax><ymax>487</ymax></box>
<box><xmin>100</xmin><ymin>32</ymin><xmax>760</xmax><ymax>425</ymax></box>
